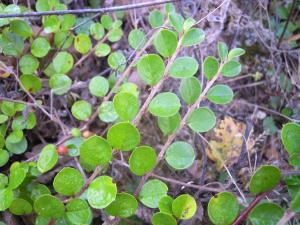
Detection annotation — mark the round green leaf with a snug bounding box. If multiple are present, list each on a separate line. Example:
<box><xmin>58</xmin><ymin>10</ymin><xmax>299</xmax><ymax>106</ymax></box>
<box><xmin>137</xmin><ymin>54</ymin><xmax>165</xmax><ymax>85</ymax></box>
<box><xmin>98</xmin><ymin>101</ymin><xmax>118</xmax><ymax>123</ymax></box>
<box><xmin>60</xmin><ymin>14</ymin><xmax>76</xmax><ymax>31</ymax></box>
<box><xmin>34</xmin><ymin>194</ymin><xmax>65</xmax><ymax>218</ymax></box>
<box><xmin>249</xmin><ymin>165</ymin><xmax>281</xmax><ymax>195</ymax></box>
<box><xmin>9</xmin><ymin>198</ymin><xmax>32</xmax><ymax>215</ymax></box>
<box><xmin>291</xmin><ymin>190</ymin><xmax>300</xmax><ymax>213</ymax></box>
<box><xmin>88</xmin><ymin>76</ymin><xmax>109</xmax><ymax>97</ymax></box>
<box><xmin>20</xmin><ymin>74</ymin><xmax>42</xmax><ymax>94</ymax></box>
<box><xmin>128</xmin><ymin>29</ymin><xmax>146</xmax><ymax>50</ymax></box>
<box><xmin>19</xmin><ymin>54</ymin><xmax>39</xmax><ymax>74</ymax></box>
<box><xmin>49</xmin><ymin>74</ymin><xmax>72</xmax><ymax>95</ymax></box>
<box><xmin>31</xmin><ymin>37</ymin><xmax>50</xmax><ymax>58</ymax></box>
<box><xmin>248</xmin><ymin>202</ymin><xmax>284</xmax><ymax>225</ymax></box>
<box><xmin>182</xmin><ymin>28</ymin><xmax>205</xmax><ymax>46</ymax></box>
<box><xmin>74</xmin><ymin>34</ymin><xmax>91</xmax><ymax>54</ymax></box>
<box><xmin>53</xmin><ymin>51</ymin><xmax>74</xmax><ymax>74</ymax></box>
<box><xmin>0</xmin><ymin>115</ymin><xmax>8</xmax><ymax>124</ymax></box>
<box><xmin>37</xmin><ymin>144</ymin><xmax>58</xmax><ymax>173</ymax></box>
<box><xmin>169</xmin><ymin>56</ymin><xmax>199</xmax><ymax>78</ymax></box>
<box><xmin>0</xmin><ymin>173</ymin><xmax>8</xmax><ymax>189</ymax></box>
<box><xmin>43</xmin><ymin>15</ymin><xmax>60</xmax><ymax>33</ymax></box>
<box><xmin>228</xmin><ymin>48</ymin><xmax>245</xmax><ymax>60</ymax></box>
<box><xmin>148</xmin><ymin>10</ymin><xmax>164</xmax><ymax>29</ymax></box>
<box><xmin>101</xmin><ymin>15</ymin><xmax>113</xmax><ymax>30</ymax></box>
<box><xmin>10</xmin><ymin>20</ymin><xmax>32</xmax><ymax>39</ymax></box>
<box><xmin>108</xmin><ymin>51</ymin><xmax>126</xmax><ymax>72</ymax></box>
<box><xmin>153</xmin><ymin>29</ymin><xmax>178</xmax><ymax>58</ymax></box>
<box><xmin>8</xmin><ymin>163</ymin><xmax>28</xmax><ymax>189</ymax></box>
<box><xmin>0</xmin><ymin>150</ymin><xmax>9</xmax><ymax>167</ymax></box>
<box><xmin>90</xmin><ymin>23</ymin><xmax>104</xmax><ymax>40</ymax></box>
<box><xmin>95</xmin><ymin>43</ymin><xmax>111</xmax><ymax>57</ymax></box>
<box><xmin>165</xmin><ymin>141</ymin><xmax>195</xmax><ymax>170</ymax></box>
<box><xmin>151</xmin><ymin>212</ymin><xmax>177</xmax><ymax>225</ymax></box>
<box><xmin>105</xmin><ymin>192</ymin><xmax>138</xmax><ymax>218</ymax></box>
<box><xmin>169</xmin><ymin>12</ymin><xmax>184</xmax><ymax>33</ymax></box>
<box><xmin>12</xmin><ymin>112</ymin><xmax>36</xmax><ymax>130</ymax></box>
<box><xmin>179</xmin><ymin>77</ymin><xmax>201</xmax><ymax>105</ymax></box>
<box><xmin>0</xmin><ymin>188</ymin><xmax>13</xmax><ymax>211</ymax></box>
<box><xmin>129</xmin><ymin>146</ymin><xmax>157</xmax><ymax>176</ymax></box>
<box><xmin>187</xmin><ymin>107</ymin><xmax>216</xmax><ymax>132</ymax></box>
<box><xmin>87</xmin><ymin>176</ymin><xmax>117</xmax><ymax>209</ymax></box>
<box><xmin>281</xmin><ymin>123</ymin><xmax>300</xmax><ymax>154</ymax></box>
<box><xmin>113</xmin><ymin>92</ymin><xmax>139</xmax><ymax>121</ymax></box>
<box><xmin>66</xmin><ymin>199</ymin><xmax>92</xmax><ymax>225</ymax></box>
<box><xmin>183</xmin><ymin>18</ymin><xmax>196</xmax><ymax>31</ymax></box>
<box><xmin>1</xmin><ymin>101</ymin><xmax>16</xmax><ymax>117</ymax></box>
<box><xmin>107</xmin><ymin>122</ymin><xmax>140</xmax><ymax>151</ymax></box>
<box><xmin>6</xmin><ymin>137</ymin><xmax>28</xmax><ymax>154</ymax></box>
<box><xmin>54</xmin><ymin>31</ymin><xmax>73</xmax><ymax>49</ymax></box>
<box><xmin>207</xmin><ymin>84</ymin><xmax>234</xmax><ymax>105</ymax></box>
<box><xmin>53</xmin><ymin>167</ymin><xmax>84</xmax><ymax>196</ymax></box>
<box><xmin>172</xmin><ymin>194</ymin><xmax>197</xmax><ymax>220</ymax></box>
<box><xmin>204</xmin><ymin>56</ymin><xmax>219</xmax><ymax>80</ymax></box>
<box><xmin>6</xmin><ymin>129</ymin><xmax>23</xmax><ymax>144</ymax></box>
<box><xmin>157</xmin><ymin>113</ymin><xmax>181</xmax><ymax>136</ymax></box>
<box><xmin>221</xmin><ymin>60</ymin><xmax>241</xmax><ymax>77</ymax></box>
<box><xmin>108</xmin><ymin>28</ymin><xmax>123</xmax><ymax>42</ymax></box>
<box><xmin>30</xmin><ymin>183</ymin><xmax>51</xmax><ymax>201</ymax></box>
<box><xmin>139</xmin><ymin>179</ymin><xmax>168</xmax><ymax>208</ymax></box>
<box><xmin>80</xmin><ymin>135</ymin><xmax>112</xmax><ymax>167</ymax></box>
<box><xmin>208</xmin><ymin>192</ymin><xmax>239</xmax><ymax>225</ymax></box>
<box><xmin>71</xmin><ymin>100</ymin><xmax>92</xmax><ymax>121</ymax></box>
<box><xmin>148</xmin><ymin>92</ymin><xmax>181</xmax><ymax>117</ymax></box>
<box><xmin>158</xmin><ymin>195</ymin><xmax>174</xmax><ymax>215</ymax></box>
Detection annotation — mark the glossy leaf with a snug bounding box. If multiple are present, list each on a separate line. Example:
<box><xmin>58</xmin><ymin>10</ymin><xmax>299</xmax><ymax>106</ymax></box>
<box><xmin>172</xmin><ymin>194</ymin><xmax>197</xmax><ymax>220</ymax></box>
<box><xmin>158</xmin><ymin>195</ymin><xmax>174</xmax><ymax>215</ymax></box>
<box><xmin>66</xmin><ymin>199</ymin><xmax>92</xmax><ymax>225</ymax></box>
<box><xmin>151</xmin><ymin>212</ymin><xmax>177</xmax><ymax>225</ymax></box>
<box><xmin>88</xmin><ymin>76</ymin><xmax>109</xmax><ymax>97</ymax></box>
<box><xmin>154</xmin><ymin>29</ymin><xmax>178</xmax><ymax>57</ymax></box>
<box><xmin>169</xmin><ymin>12</ymin><xmax>184</xmax><ymax>33</ymax></box>
<box><xmin>74</xmin><ymin>34</ymin><xmax>91</xmax><ymax>54</ymax></box>
<box><xmin>95</xmin><ymin>43</ymin><xmax>111</xmax><ymax>57</ymax></box>
<box><xmin>228</xmin><ymin>48</ymin><xmax>245</xmax><ymax>60</ymax></box>
<box><xmin>31</xmin><ymin>37</ymin><xmax>50</xmax><ymax>58</ymax></box>
<box><xmin>49</xmin><ymin>74</ymin><xmax>72</xmax><ymax>95</ymax></box>
<box><xmin>157</xmin><ymin>113</ymin><xmax>181</xmax><ymax>136</ymax></box>
<box><xmin>0</xmin><ymin>188</ymin><xmax>13</xmax><ymax>211</ymax></box>
<box><xmin>34</xmin><ymin>194</ymin><xmax>65</xmax><ymax>218</ymax></box>
<box><xmin>221</xmin><ymin>60</ymin><xmax>241</xmax><ymax>77</ymax></box>
<box><xmin>37</xmin><ymin>144</ymin><xmax>58</xmax><ymax>173</ymax></box>
<box><xmin>20</xmin><ymin>74</ymin><xmax>42</xmax><ymax>94</ymax></box>
<box><xmin>6</xmin><ymin>137</ymin><xmax>28</xmax><ymax>154</ymax></box>
<box><xmin>179</xmin><ymin>77</ymin><xmax>201</xmax><ymax>104</ymax></box>
<box><xmin>128</xmin><ymin>29</ymin><xmax>146</xmax><ymax>50</ymax></box>
<box><xmin>71</xmin><ymin>100</ymin><xmax>92</xmax><ymax>121</ymax></box>
<box><xmin>113</xmin><ymin>92</ymin><xmax>139</xmax><ymax>121</ymax></box>
<box><xmin>107</xmin><ymin>51</ymin><xmax>126</xmax><ymax>72</ymax></box>
<box><xmin>169</xmin><ymin>56</ymin><xmax>199</xmax><ymax>78</ymax></box>
<box><xmin>248</xmin><ymin>202</ymin><xmax>284</xmax><ymax>225</ymax></box>
<box><xmin>204</xmin><ymin>56</ymin><xmax>219</xmax><ymax>80</ymax></box>
<box><xmin>148</xmin><ymin>10</ymin><xmax>164</xmax><ymax>28</ymax></box>
<box><xmin>98</xmin><ymin>101</ymin><xmax>118</xmax><ymax>123</ymax></box>
<box><xmin>281</xmin><ymin>123</ymin><xmax>300</xmax><ymax>154</ymax></box>
<box><xmin>8</xmin><ymin>163</ymin><xmax>28</xmax><ymax>189</ymax></box>
<box><xmin>207</xmin><ymin>84</ymin><xmax>234</xmax><ymax>105</ymax></box>
<box><xmin>53</xmin><ymin>51</ymin><xmax>74</xmax><ymax>74</ymax></box>
<box><xmin>182</xmin><ymin>28</ymin><xmax>205</xmax><ymax>46</ymax></box>
<box><xmin>148</xmin><ymin>92</ymin><xmax>181</xmax><ymax>117</ymax></box>
<box><xmin>9</xmin><ymin>198</ymin><xmax>32</xmax><ymax>215</ymax></box>
<box><xmin>10</xmin><ymin>20</ymin><xmax>32</xmax><ymax>39</ymax></box>
<box><xmin>0</xmin><ymin>150</ymin><xmax>9</xmax><ymax>167</ymax></box>
<box><xmin>90</xmin><ymin>23</ymin><xmax>104</xmax><ymax>40</ymax></box>
<box><xmin>188</xmin><ymin>107</ymin><xmax>216</xmax><ymax>132</ymax></box>
<box><xmin>19</xmin><ymin>54</ymin><xmax>39</xmax><ymax>74</ymax></box>
<box><xmin>218</xmin><ymin>42</ymin><xmax>228</xmax><ymax>61</ymax></box>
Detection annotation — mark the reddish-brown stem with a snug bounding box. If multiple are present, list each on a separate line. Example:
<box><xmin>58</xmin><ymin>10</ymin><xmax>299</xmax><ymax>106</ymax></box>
<box><xmin>231</xmin><ymin>192</ymin><xmax>267</xmax><ymax>225</ymax></box>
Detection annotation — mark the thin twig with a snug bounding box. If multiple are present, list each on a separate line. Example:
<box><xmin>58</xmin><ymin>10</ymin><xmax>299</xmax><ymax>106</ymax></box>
<box><xmin>0</xmin><ymin>0</ymin><xmax>181</xmax><ymax>18</ymax></box>
<box><xmin>277</xmin><ymin>209</ymin><xmax>296</xmax><ymax>225</ymax></box>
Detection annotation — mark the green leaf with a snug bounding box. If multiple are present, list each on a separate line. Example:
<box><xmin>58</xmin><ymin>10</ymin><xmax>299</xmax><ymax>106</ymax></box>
<box><xmin>34</xmin><ymin>194</ymin><xmax>65</xmax><ymax>218</ymax></box>
<box><xmin>148</xmin><ymin>10</ymin><xmax>164</xmax><ymax>29</ymax></box>
<box><xmin>0</xmin><ymin>188</ymin><xmax>13</xmax><ymax>211</ymax></box>
<box><xmin>0</xmin><ymin>31</ymin><xmax>24</xmax><ymax>57</ymax></box>
<box><xmin>281</xmin><ymin>123</ymin><xmax>300</xmax><ymax>154</ymax></box>
<box><xmin>49</xmin><ymin>74</ymin><xmax>72</xmax><ymax>95</ymax></box>
<box><xmin>1</xmin><ymin>101</ymin><xmax>16</xmax><ymax>117</ymax></box>
<box><xmin>66</xmin><ymin>199</ymin><xmax>92</xmax><ymax>225</ymax></box>
<box><xmin>158</xmin><ymin>195</ymin><xmax>174</xmax><ymax>215</ymax></box>
<box><xmin>0</xmin><ymin>150</ymin><xmax>9</xmax><ymax>167</ymax></box>
<box><xmin>182</xmin><ymin>28</ymin><xmax>205</xmax><ymax>46</ymax></box>
<box><xmin>108</xmin><ymin>51</ymin><xmax>126</xmax><ymax>72</ymax></box>
<box><xmin>30</xmin><ymin>184</ymin><xmax>51</xmax><ymax>201</ymax></box>
<box><xmin>31</xmin><ymin>37</ymin><xmax>50</xmax><ymax>58</ymax></box>
<box><xmin>228</xmin><ymin>48</ymin><xmax>245</xmax><ymax>60</ymax></box>
<box><xmin>71</xmin><ymin>100</ymin><xmax>92</xmax><ymax>121</ymax></box>
<box><xmin>87</xmin><ymin>176</ymin><xmax>117</xmax><ymax>209</ymax></box>
<box><xmin>119</xmin><ymin>82</ymin><xmax>139</xmax><ymax>97</ymax></box>
<box><xmin>169</xmin><ymin>56</ymin><xmax>199</xmax><ymax>78</ymax></box>
<box><xmin>105</xmin><ymin>192</ymin><xmax>138</xmax><ymax>218</ymax></box>
<box><xmin>20</xmin><ymin>74</ymin><xmax>42</xmax><ymax>94</ymax></box>
<box><xmin>204</xmin><ymin>56</ymin><xmax>219</xmax><ymax>80</ymax></box>
<box><xmin>90</xmin><ymin>23</ymin><xmax>104</xmax><ymax>40</ymax></box>
<box><xmin>157</xmin><ymin>113</ymin><xmax>181</xmax><ymax>136</ymax></box>
<box><xmin>0</xmin><ymin>115</ymin><xmax>8</xmax><ymax>124</ymax></box>
<box><xmin>19</xmin><ymin>54</ymin><xmax>39</xmax><ymax>74</ymax></box>
<box><xmin>208</xmin><ymin>192</ymin><xmax>239</xmax><ymax>225</ymax></box>
<box><xmin>60</xmin><ymin>14</ymin><xmax>76</xmax><ymax>31</ymax></box>
<box><xmin>248</xmin><ymin>202</ymin><xmax>284</xmax><ymax>225</ymax></box>
<box><xmin>74</xmin><ymin>34</ymin><xmax>91</xmax><ymax>54</ymax></box>
<box><xmin>37</xmin><ymin>144</ymin><xmax>58</xmax><ymax>173</ymax></box>
<box><xmin>113</xmin><ymin>92</ymin><xmax>139</xmax><ymax>121</ymax></box>
<box><xmin>128</xmin><ymin>29</ymin><xmax>146</xmax><ymax>50</ymax></box>
<box><xmin>148</xmin><ymin>92</ymin><xmax>181</xmax><ymax>117</ymax></box>
<box><xmin>263</xmin><ymin>117</ymin><xmax>277</xmax><ymax>135</ymax></box>
<box><xmin>80</xmin><ymin>135</ymin><xmax>112</xmax><ymax>167</ymax></box>
<box><xmin>218</xmin><ymin>42</ymin><xmax>228</xmax><ymax>61</ymax></box>
<box><xmin>169</xmin><ymin>12</ymin><xmax>184</xmax><ymax>33</ymax></box>
<box><xmin>137</xmin><ymin>54</ymin><xmax>165</xmax><ymax>85</ymax></box>
<box><xmin>6</xmin><ymin>129</ymin><xmax>23</xmax><ymax>143</ymax></box>
<box><xmin>95</xmin><ymin>43</ymin><xmax>111</xmax><ymax>57</ymax></box>
<box><xmin>291</xmin><ymin>190</ymin><xmax>300</xmax><ymax>213</ymax></box>
<box><xmin>183</xmin><ymin>18</ymin><xmax>196</xmax><ymax>31</ymax></box>
<box><xmin>107</xmin><ymin>27</ymin><xmax>123</xmax><ymax>42</ymax></box>
<box><xmin>12</xmin><ymin>112</ymin><xmax>36</xmax><ymax>130</ymax></box>
<box><xmin>207</xmin><ymin>84</ymin><xmax>234</xmax><ymax>105</ymax></box>
<box><xmin>129</xmin><ymin>146</ymin><xmax>157</xmax><ymax>176</ymax></box>
<box><xmin>101</xmin><ymin>15</ymin><xmax>113</xmax><ymax>30</ymax></box>
<box><xmin>165</xmin><ymin>141</ymin><xmax>195</xmax><ymax>170</ymax></box>
<box><xmin>139</xmin><ymin>179</ymin><xmax>168</xmax><ymax>208</ymax></box>
<box><xmin>107</xmin><ymin>122</ymin><xmax>140</xmax><ymax>151</ymax></box>
<box><xmin>0</xmin><ymin>173</ymin><xmax>8</xmax><ymax>189</ymax></box>
<box><xmin>54</xmin><ymin>32</ymin><xmax>73</xmax><ymax>49</ymax></box>
<box><xmin>154</xmin><ymin>29</ymin><xmax>178</xmax><ymax>58</ymax></box>
<box><xmin>165</xmin><ymin>3</ymin><xmax>175</xmax><ymax>13</ymax></box>
<box><xmin>6</xmin><ymin>136</ymin><xmax>28</xmax><ymax>154</ymax></box>
<box><xmin>188</xmin><ymin>107</ymin><xmax>216</xmax><ymax>132</ymax></box>
<box><xmin>221</xmin><ymin>60</ymin><xmax>241</xmax><ymax>77</ymax></box>
<box><xmin>172</xmin><ymin>194</ymin><xmax>197</xmax><ymax>220</ymax></box>
<box><xmin>98</xmin><ymin>101</ymin><xmax>118</xmax><ymax>123</ymax></box>
<box><xmin>9</xmin><ymin>198</ymin><xmax>32</xmax><ymax>215</ymax></box>
<box><xmin>151</xmin><ymin>212</ymin><xmax>177</xmax><ymax>225</ymax></box>
<box><xmin>53</xmin><ymin>167</ymin><xmax>84</xmax><ymax>196</ymax></box>
<box><xmin>53</xmin><ymin>51</ymin><xmax>74</xmax><ymax>74</ymax></box>
<box><xmin>249</xmin><ymin>165</ymin><xmax>281</xmax><ymax>195</ymax></box>
<box><xmin>43</xmin><ymin>15</ymin><xmax>60</xmax><ymax>33</ymax></box>
<box><xmin>179</xmin><ymin>77</ymin><xmax>201</xmax><ymax>104</ymax></box>
<box><xmin>88</xmin><ymin>76</ymin><xmax>109</xmax><ymax>97</ymax></box>
<box><xmin>10</xmin><ymin>20</ymin><xmax>32</xmax><ymax>39</ymax></box>
<box><xmin>8</xmin><ymin>163</ymin><xmax>28</xmax><ymax>189</ymax></box>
